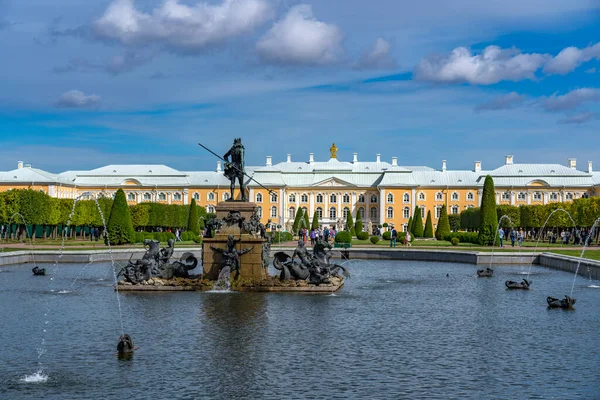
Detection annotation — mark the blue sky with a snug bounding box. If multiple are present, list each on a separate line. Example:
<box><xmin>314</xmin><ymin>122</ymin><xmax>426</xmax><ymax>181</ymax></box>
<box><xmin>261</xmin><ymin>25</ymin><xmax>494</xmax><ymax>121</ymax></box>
<box><xmin>0</xmin><ymin>0</ymin><xmax>599</xmax><ymax>173</ymax></box>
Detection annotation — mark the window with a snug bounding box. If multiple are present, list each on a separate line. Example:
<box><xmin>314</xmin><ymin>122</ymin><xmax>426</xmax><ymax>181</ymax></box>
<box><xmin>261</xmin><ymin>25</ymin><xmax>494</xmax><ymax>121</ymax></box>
<box><xmin>533</xmin><ymin>192</ymin><xmax>542</xmax><ymax>201</ymax></box>
<box><xmin>256</xmin><ymin>206</ymin><xmax>262</xmax><ymax>218</ymax></box>
<box><xmin>501</xmin><ymin>192</ymin><xmax>510</xmax><ymax>201</ymax></box>
<box><xmin>452</xmin><ymin>192</ymin><xmax>459</xmax><ymax>201</ymax></box>
<box><xmin>207</xmin><ymin>205</ymin><xmax>215</xmax><ymax>213</ymax></box>
<box><xmin>343</xmin><ymin>207</ymin><xmax>350</xmax><ymax>218</ymax></box>
<box><xmin>329</xmin><ymin>207</ymin><xmax>337</xmax><ymax>219</ymax></box>
<box><xmin>420</xmin><ymin>206</ymin><xmax>426</xmax><ymax>218</ymax></box>
<box><xmin>403</xmin><ymin>224</ymin><xmax>408</xmax><ymax>233</ymax></box>
<box><xmin>403</xmin><ymin>207</ymin><xmax>410</xmax><ymax>219</ymax></box>
<box><xmin>223</xmin><ymin>192</ymin><xmax>230</xmax><ymax>201</ymax></box>
<box><xmin>288</xmin><ymin>194</ymin><xmax>296</xmax><ymax>203</ymax></box>
<box><xmin>271</xmin><ymin>193</ymin><xmax>278</xmax><ymax>202</ymax></box>
<box><xmin>387</xmin><ymin>207</ymin><xmax>394</xmax><ymax>219</ymax></box>
<box><xmin>208</xmin><ymin>192</ymin><xmax>215</xmax><ymax>201</ymax></box>
<box><xmin>466</xmin><ymin>192</ymin><xmax>474</xmax><ymax>201</ymax></box>
<box><xmin>370</xmin><ymin>207</ymin><xmax>378</xmax><ymax>220</ymax></box>
<box><xmin>301</xmin><ymin>193</ymin><xmax>308</xmax><ymax>203</ymax></box>
<box><xmin>316</xmin><ymin>207</ymin><xmax>323</xmax><ymax>218</ymax></box>
<box><xmin>550</xmin><ymin>192</ymin><xmax>558</xmax><ymax>200</ymax></box>
<box><xmin>144</xmin><ymin>192</ymin><xmax>151</xmax><ymax>201</ymax></box>
<box><xmin>517</xmin><ymin>192</ymin><xmax>526</xmax><ymax>201</ymax></box>
<box><xmin>193</xmin><ymin>192</ymin><xmax>200</xmax><ymax>201</ymax></box>
<box><xmin>418</xmin><ymin>192</ymin><xmax>426</xmax><ymax>201</ymax></box>
<box><xmin>436</xmin><ymin>192</ymin><xmax>443</xmax><ymax>201</ymax></box>
<box><xmin>330</xmin><ymin>194</ymin><xmax>337</xmax><ymax>203</ymax></box>
<box><xmin>358</xmin><ymin>194</ymin><xmax>365</xmax><ymax>203</ymax></box>
<box><xmin>288</xmin><ymin>207</ymin><xmax>296</xmax><ymax>219</ymax></box>
<box><xmin>271</xmin><ymin>206</ymin><xmax>277</xmax><ymax>217</ymax></box>
<box><xmin>256</xmin><ymin>193</ymin><xmax>263</xmax><ymax>203</ymax></box>
<box><xmin>435</xmin><ymin>206</ymin><xmax>442</xmax><ymax>219</ymax></box>
<box><xmin>174</xmin><ymin>192</ymin><xmax>182</xmax><ymax>201</ymax></box>
<box><xmin>582</xmin><ymin>193</ymin><xmax>590</xmax><ymax>199</ymax></box>
<box><xmin>316</xmin><ymin>194</ymin><xmax>324</xmax><ymax>203</ymax></box>
<box><xmin>159</xmin><ymin>192</ymin><xmax>166</xmax><ymax>201</ymax></box>
<box><xmin>403</xmin><ymin>193</ymin><xmax>409</xmax><ymax>203</ymax></box>
<box><xmin>343</xmin><ymin>193</ymin><xmax>350</xmax><ymax>203</ymax></box>
<box><xmin>302</xmin><ymin>207</ymin><xmax>308</xmax><ymax>215</ymax></box>
<box><xmin>451</xmin><ymin>205</ymin><xmax>459</xmax><ymax>215</ymax></box>
<box><xmin>358</xmin><ymin>207</ymin><xmax>365</xmax><ymax>219</ymax></box>
<box><xmin>370</xmin><ymin>194</ymin><xmax>378</xmax><ymax>203</ymax></box>
<box><xmin>387</xmin><ymin>193</ymin><xmax>395</xmax><ymax>203</ymax></box>
<box><xmin>565</xmin><ymin>192</ymin><xmax>574</xmax><ymax>200</ymax></box>
<box><xmin>127</xmin><ymin>193</ymin><xmax>136</xmax><ymax>201</ymax></box>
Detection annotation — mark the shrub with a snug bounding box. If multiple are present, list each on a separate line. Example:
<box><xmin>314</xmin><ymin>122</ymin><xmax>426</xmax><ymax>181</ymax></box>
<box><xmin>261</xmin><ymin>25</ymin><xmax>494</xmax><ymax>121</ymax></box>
<box><xmin>423</xmin><ymin>211</ymin><xmax>434</xmax><ymax>238</ymax></box>
<box><xmin>292</xmin><ymin>208</ymin><xmax>304</xmax><ymax>232</ymax></box>
<box><xmin>334</xmin><ymin>231</ymin><xmax>352</xmax><ymax>243</ymax></box>
<box><xmin>354</xmin><ymin>212</ymin><xmax>363</xmax><ymax>235</ymax></box>
<box><xmin>106</xmin><ymin>189</ymin><xmax>135</xmax><ymax>245</ymax></box>
<box><xmin>370</xmin><ymin>236</ymin><xmax>380</xmax><ymax>244</ymax></box>
<box><xmin>356</xmin><ymin>231</ymin><xmax>369</xmax><ymax>240</ymax></box>
<box><xmin>271</xmin><ymin>231</ymin><xmax>293</xmax><ymax>244</ymax></box>
<box><xmin>451</xmin><ymin>237</ymin><xmax>460</xmax><ymax>246</ymax></box>
<box><xmin>193</xmin><ymin>235</ymin><xmax>202</xmax><ymax>244</ymax></box>
<box><xmin>143</xmin><ymin>233</ymin><xmax>154</xmax><ymax>241</ymax></box>
<box><xmin>187</xmin><ymin>199</ymin><xmax>201</xmax><ymax>235</ymax></box>
<box><xmin>382</xmin><ymin>231</ymin><xmax>391</xmax><ymax>240</ymax></box>
<box><xmin>435</xmin><ymin>205</ymin><xmax>451</xmax><ymax>240</ymax></box>
<box><xmin>412</xmin><ymin>207</ymin><xmax>424</xmax><ymax>237</ymax></box>
<box><xmin>383</xmin><ymin>222</ymin><xmax>389</xmax><ymax>228</ymax></box>
<box><xmin>133</xmin><ymin>232</ymin><xmax>145</xmax><ymax>243</ymax></box>
<box><xmin>478</xmin><ymin>175</ymin><xmax>498</xmax><ymax>245</ymax></box>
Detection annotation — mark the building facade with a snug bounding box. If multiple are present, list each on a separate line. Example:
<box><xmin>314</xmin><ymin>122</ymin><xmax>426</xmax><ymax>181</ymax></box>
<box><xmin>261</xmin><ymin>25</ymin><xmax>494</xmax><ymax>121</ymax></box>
<box><xmin>1</xmin><ymin>149</ymin><xmax>599</xmax><ymax>232</ymax></box>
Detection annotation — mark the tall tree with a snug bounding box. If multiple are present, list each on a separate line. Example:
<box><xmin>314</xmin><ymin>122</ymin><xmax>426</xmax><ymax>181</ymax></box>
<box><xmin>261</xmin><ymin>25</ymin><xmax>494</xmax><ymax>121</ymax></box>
<box><xmin>303</xmin><ymin>209</ymin><xmax>310</xmax><ymax>231</ymax></box>
<box><xmin>354</xmin><ymin>210</ymin><xmax>363</xmax><ymax>234</ymax></box>
<box><xmin>345</xmin><ymin>210</ymin><xmax>355</xmax><ymax>235</ymax></box>
<box><xmin>478</xmin><ymin>175</ymin><xmax>498</xmax><ymax>245</ymax></box>
<box><xmin>408</xmin><ymin>216</ymin><xmax>413</xmax><ymax>233</ymax></box>
<box><xmin>435</xmin><ymin>205</ymin><xmax>451</xmax><ymax>240</ymax></box>
<box><xmin>292</xmin><ymin>207</ymin><xmax>304</xmax><ymax>233</ymax></box>
<box><xmin>423</xmin><ymin>210</ymin><xmax>434</xmax><ymax>238</ymax></box>
<box><xmin>187</xmin><ymin>198</ymin><xmax>200</xmax><ymax>235</ymax></box>
<box><xmin>412</xmin><ymin>207</ymin><xmax>424</xmax><ymax>237</ymax></box>
<box><xmin>107</xmin><ymin>189</ymin><xmax>135</xmax><ymax>245</ymax></box>
<box><xmin>311</xmin><ymin>212</ymin><xmax>319</xmax><ymax>230</ymax></box>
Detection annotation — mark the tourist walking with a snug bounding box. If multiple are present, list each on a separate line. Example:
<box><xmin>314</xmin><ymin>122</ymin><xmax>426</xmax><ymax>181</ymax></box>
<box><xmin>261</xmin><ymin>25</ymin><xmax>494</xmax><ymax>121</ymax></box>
<box><xmin>390</xmin><ymin>225</ymin><xmax>397</xmax><ymax>247</ymax></box>
<box><xmin>498</xmin><ymin>227</ymin><xmax>505</xmax><ymax>247</ymax></box>
<box><xmin>405</xmin><ymin>230</ymin><xmax>412</xmax><ymax>247</ymax></box>
<box><xmin>90</xmin><ymin>227</ymin><xmax>95</xmax><ymax>241</ymax></box>
<box><xmin>518</xmin><ymin>228</ymin><xmax>524</xmax><ymax>246</ymax></box>
<box><xmin>510</xmin><ymin>229</ymin><xmax>516</xmax><ymax>247</ymax></box>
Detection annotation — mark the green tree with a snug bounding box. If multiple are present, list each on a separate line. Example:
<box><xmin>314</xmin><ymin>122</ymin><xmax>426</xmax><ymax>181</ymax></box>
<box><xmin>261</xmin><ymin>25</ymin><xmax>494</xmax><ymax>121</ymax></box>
<box><xmin>292</xmin><ymin>207</ymin><xmax>304</xmax><ymax>233</ymax></box>
<box><xmin>354</xmin><ymin>210</ymin><xmax>363</xmax><ymax>234</ymax></box>
<box><xmin>460</xmin><ymin>207</ymin><xmax>480</xmax><ymax>231</ymax></box>
<box><xmin>496</xmin><ymin>205</ymin><xmax>520</xmax><ymax>228</ymax></box>
<box><xmin>303</xmin><ymin>209</ymin><xmax>310</xmax><ymax>231</ymax></box>
<box><xmin>130</xmin><ymin>204</ymin><xmax>150</xmax><ymax>230</ymax></box>
<box><xmin>478</xmin><ymin>175</ymin><xmax>498</xmax><ymax>245</ymax></box>
<box><xmin>345</xmin><ymin>210</ymin><xmax>355</xmax><ymax>235</ymax></box>
<box><xmin>187</xmin><ymin>198</ymin><xmax>200</xmax><ymax>235</ymax></box>
<box><xmin>435</xmin><ymin>205</ymin><xmax>451</xmax><ymax>240</ymax></box>
<box><xmin>448</xmin><ymin>214</ymin><xmax>461</xmax><ymax>231</ymax></box>
<box><xmin>423</xmin><ymin>210</ymin><xmax>434</xmax><ymax>238</ymax></box>
<box><xmin>412</xmin><ymin>207</ymin><xmax>424</xmax><ymax>237</ymax></box>
<box><xmin>408</xmin><ymin>216</ymin><xmax>413</xmax><ymax>233</ymax></box>
<box><xmin>311</xmin><ymin>212</ymin><xmax>319</xmax><ymax>230</ymax></box>
<box><xmin>18</xmin><ymin>189</ymin><xmax>50</xmax><ymax>240</ymax></box>
<box><xmin>107</xmin><ymin>189</ymin><xmax>135</xmax><ymax>245</ymax></box>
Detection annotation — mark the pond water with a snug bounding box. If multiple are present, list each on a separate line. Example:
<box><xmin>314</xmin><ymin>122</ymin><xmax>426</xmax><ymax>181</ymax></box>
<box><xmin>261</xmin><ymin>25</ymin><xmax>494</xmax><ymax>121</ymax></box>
<box><xmin>0</xmin><ymin>260</ymin><xmax>599</xmax><ymax>399</ymax></box>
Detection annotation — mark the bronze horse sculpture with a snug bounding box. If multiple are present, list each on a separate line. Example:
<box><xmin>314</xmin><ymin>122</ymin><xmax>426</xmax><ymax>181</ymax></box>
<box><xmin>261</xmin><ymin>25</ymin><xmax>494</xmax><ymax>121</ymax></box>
<box><xmin>505</xmin><ymin>279</ymin><xmax>530</xmax><ymax>289</ymax></box>
<box><xmin>547</xmin><ymin>295</ymin><xmax>576</xmax><ymax>309</ymax></box>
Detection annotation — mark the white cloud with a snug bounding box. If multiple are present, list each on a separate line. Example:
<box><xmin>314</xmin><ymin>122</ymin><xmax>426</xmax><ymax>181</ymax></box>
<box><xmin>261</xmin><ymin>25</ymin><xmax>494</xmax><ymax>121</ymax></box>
<box><xmin>475</xmin><ymin>92</ymin><xmax>526</xmax><ymax>112</ymax></box>
<box><xmin>355</xmin><ymin>38</ymin><xmax>397</xmax><ymax>70</ymax></box>
<box><xmin>557</xmin><ymin>112</ymin><xmax>596</xmax><ymax>125</ymax></box>
<box><xmin>541</xmin><ymin>88</ymin><xmax>600</xmax><ymax>111</ymax></box>
<box><xmin>543</xmin><ymin>42</ymin><xmax>600</xmax><ymax>75</ymax></box>
<box><xmin>414</xmin><ymin>45</ymin><xmax>549</xmax><ymax>85</ymax></box>
<box><xmin>256</xmin><ymin>4</ymin><xmax>344</xmax><ymax>65</ymax></box>
<box><xmin>54</xmin><ymin>90</ymin><xmax>101</xmax><ymax>108</ymax></box>
<box><xmin>93</xmin><ymin>0</ymin><xmax>272</xmax><ymax>53</ymax></box>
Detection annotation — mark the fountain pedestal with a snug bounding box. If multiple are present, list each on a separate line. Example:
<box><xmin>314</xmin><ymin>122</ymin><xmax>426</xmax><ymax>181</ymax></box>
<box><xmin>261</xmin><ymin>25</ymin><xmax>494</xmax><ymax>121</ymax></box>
<box><xmin>202</xmin><ymin>201</ymin><xmax>268</xmax><ymax>281</ymax></box>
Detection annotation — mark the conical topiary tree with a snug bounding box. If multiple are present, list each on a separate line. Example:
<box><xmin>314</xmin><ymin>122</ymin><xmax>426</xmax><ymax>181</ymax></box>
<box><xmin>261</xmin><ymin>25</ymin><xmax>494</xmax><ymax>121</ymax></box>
<box><xmin>107</xmin><ymin>188</ymin><xmax>135</xmax><ymax>245</ymax></box>
<box><xmin>408</xmin><ymin>216</ymin><xmax>413</xmax><ymax>233</ymax></box>
<box><xmin>435</xmin><ymin>205</ymin><xmax>451</xmax><ymax>240</ymax></box>
<box><xmin>292</xmin><ymin>207</ymin><xmax>304</xmax><ymax>233</ymax></box>
<box><xmin>355</xmin><ymin>211</ymin><xmax>363</xmax><ymax>234</ymax></box>
<box><xmin>303</xmin><ymin>209</ymin><xmax>310</xmax><ymax>231</ymax></box>
<box><xmin>412</xmin><ymin>207</ymin><xmax>424</xmax><ymax>238</ymax></box>
<box><xmin>311</xmin><ymin>212</ymin><xmax>319</xmax><ymax>230</ymax></box>
<box><xmin>478</xmin><ymin>175</ymin><xmax>498</xmax><ymax>245</ymax></box>
<box><xmin>187</xmin><ymin>198</ymin><xmax>200</xmax><ymax>235</ymax></box>
<box><xmin>423</xmin><ymin>210</ymin><xmax>434</xmax><ymax>238</ymax></box>
<box><xmin>345</xmin><ymin>211</ymin><xmax>355</xmax><ymax>235</ymax></box>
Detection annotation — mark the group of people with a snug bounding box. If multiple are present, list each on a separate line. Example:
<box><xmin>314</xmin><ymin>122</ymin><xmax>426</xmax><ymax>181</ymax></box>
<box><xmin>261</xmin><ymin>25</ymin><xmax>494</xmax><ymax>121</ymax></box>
<box><xmin>497</xmin><ymin>227</ymin><xmax>525</xmax><ymax>247</ymax></box>
<box><xmin>498</xmin><ymin>227</ymin><xmax>595</xmax><ymax>247</ymax></box>
<box><xmin>299</xmin><ymin>226</ymin><xmax>338</xmax><ymax>245</ymax></box>
<box><xmin>389</xmin><ymin>225</ymin><xmax>411</xmax><ymax>247</ymax></box>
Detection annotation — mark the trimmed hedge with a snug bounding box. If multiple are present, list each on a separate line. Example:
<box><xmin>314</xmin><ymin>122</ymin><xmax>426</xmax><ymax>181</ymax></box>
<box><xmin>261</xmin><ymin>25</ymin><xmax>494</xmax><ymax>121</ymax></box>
<box><xmin>443</xmin><ymin>231</ymin><xmax>479</xmax><ymax>244</ymax></box>
<box><xmin>451</xmin><ymin>237</ymin><xmax>460</xmax><ymax>246</ymax></box>
<box><xmin>271</xmin><ymin>231</ymin><xmax>293</xmax><ymax>244</ymax></box>
<box><xmin>334</xmin><ymin>231</ymin><xmax>352</xmax><ymax>243</ymax></box>
<box><xmin>382</xmin><ymin>231</ymin><xmax>391</xmax><ymax>240</ymax></box>
<box><xmin>370</xmin><ymin>236</ymin><xmax>380</xmax><ymax>244</ymax></box>
<box><xmin>356</xmin><ymin>231</ymin><xmax>369</xmax><ymax>240</ymax></box>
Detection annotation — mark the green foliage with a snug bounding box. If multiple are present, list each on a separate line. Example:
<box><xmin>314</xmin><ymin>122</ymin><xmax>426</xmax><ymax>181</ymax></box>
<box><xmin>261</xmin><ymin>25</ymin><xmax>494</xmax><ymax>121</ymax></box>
<box><xmin>292</xmin><ymin>207</ymin><xmax>304</xmax><ymax>232</ymax></box>
<box><xmin>412</xmin><ymin>207</ymin><xmax>424</xmax><ymax>238</ymax></box>
<box><xmin>18</xmin><ymin>189</ymin><xmax>50</xmax><ymax>226</ymax></box>
<box><xmin>370</xmin><ymin>235</ymin><xmax>380</xmax><ymax>244</ymax></box>
<box><xmin>187</xmin><ymin>198</ymin><xmax>201</xmax><ymax>235</ymax></box>
<box><xmin>572</xmin><ymin>197</ymin><xmax>600</xmax><ymax>227</ymax></box>
<box><xmin>356</xmin><ymin>231</ymin><xmax>369</xmax><ymax>240</ymax></box>
<box><xmin>423</xmin><ymin>210</ymin><xmax>434</xmax><ymax>238</ymax></box>
<box><xmin>444</xmin><ymin>231</ymin><xmax>479</xmax><ymax>244</ymax></box>
<box><xmin>460</xmin><ymin>207</ymin><xmax>480</xmax><ymax>231</ymax></box>
<box><xmin>345</xmin><ymin>211</ymin><xmax>355</xmax><ymax>236</ymax></box>
<box><xmin>310</xmin><ymin>212</ymin><xmax>319</xmax><ymax>230</ymax></box>
<box><xmin>435</xmin><ymin>205</ymin><xmax>451</xmax><ymax>240</ymax></box>
<box><xmin>271</xmin><ymin>231</ymin><xmax>293</xmax><ymax>244</ymax></box>
<box><xmin>382</xmin><ymin>222</ymin><xmax>389</xmax><ymax>228</ymax></box>
<box><xmin>451</xmin><ymin>237</ymin><xmax>460</xmax><ymax>246</ymax></box>
<box><xmin>382</xmin><ymin>231</ymin><xmax>391</xmax><ymax>240</ymax></box>
<box><xmin>496</xmin><ymin>205</ymin><xmax>520</xmax><ymax>228</ymax></box>
<box><xmin>478</xmin><ymin>175</ymin><xmax>498</xmax><ymax>245</ymax></box>
<box><xmin>303</xmin><ymin>210</ymin><xmax>310</xmax><ymax>232</ymax></box>
<box><xmin>448</xmin><ymin>214</ymin><xmax>461</xmax><ymax>231</ymax></box>
<box><xmin>107</xmin><ymin>189</ymin><xmax>135</xmax><ymax>245</ymax></box>
<box><xmin>133</xmin><ymin>232</ymin><xmax>145</xmax><ymax>243</ymax></box>
<box><xmin>334</xmin><ymin>230</ymin><xmax>352</xmax><ymax>243</ymax></box>
<box><xmin>407</xmin><ymin>216</ymin><xmax>413</xmax><ymax>233</ymax></box>
<box><xmin>130</xmin><ymin>204</ymin><xmax>150</xmax><ymax>229</ymax></box>
<box><xmin>355</xmin><ymin>211</ymin><xmax>363</xmax><ymax>234</ymax></box>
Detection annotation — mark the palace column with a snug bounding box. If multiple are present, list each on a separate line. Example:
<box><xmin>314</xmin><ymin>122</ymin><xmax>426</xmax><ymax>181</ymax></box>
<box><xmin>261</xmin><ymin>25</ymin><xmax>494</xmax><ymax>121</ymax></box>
<box><xmin>366</xmin><ymin>192</ymin><xmax>371</xmax><ymax>224</ymax></box>
<box><xmin>324</xmin><ymin>192</ymin><xmax>329</xmax><ymax>222</ymax></box>
<box><xmin>249</xmin><ymin>188</ymin><xmax>255</xmax><ymax>203</ymax></box>
<box><xmin>379</xmin><ymin>188</ymin><xmax>386</xmax><ymax>226</ymax></box>
<box><xmin>309</xmin><ymin>193</ymin><xmax>315</xmax><ymax>219</ymax></box>
<box><xmin>279</xmin><ymin>188</ymin><xmax>285</xmax><ymax>226</ymax></box>
<box><xmin>183</xmin><ymin>188</ymin><xmax>189</xmax><ymax>204</ymax></box>
<box><xmin>477</xmin><ymin>189</ymin><xmax>483</xmax><ymax>206</ymax></box>
<box><xmin>351</xmin><ymin>192</ymin><xmax>357</xmax><ymax>217</ymax></box>
<box><xmin>510</xmin><ymin>191</ymin><xmax>515</xmax><ymax>205</ymax></box>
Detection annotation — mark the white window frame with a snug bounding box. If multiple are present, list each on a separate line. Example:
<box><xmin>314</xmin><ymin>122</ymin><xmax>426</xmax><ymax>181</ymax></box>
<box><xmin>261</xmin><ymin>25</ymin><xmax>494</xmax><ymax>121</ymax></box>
<box><xmin>316</xmin><ymin>194</ymin><xmax>324</xmax><ymax>203</ymax></box>
<box><xmin>451</xmin><ymin>192</ymin><xmax>459</xmax><ymax>201</ymax></box>
<box><xmin>192</xmin><ymin>192</ymin><xmax>200</xmax><ymax>201</ymax></box>
<box><xmin>451</xmin><ymin>205</ymin><xmax>459</xmax><ymax>215</ymax></box>
<box><xmin>466</xmin><ymin>192</ymin><xmax>474</xmax><ymax>201</ymax></box>
<box><xmin>270</xmin><ymin>206</ymin><xmax>277</xmax><ymax>218</ymax></box>
<box><xmin>288</xmin><ymin>207</ymin><xmax>296</xmax><ymax>219</ymax></box>
<box><xmin>288</xmin><ymin>193</ymin><xmax>296</xmax><ymax>203</ymax></box>
<box><xmin>403</xmin><ymin>207</ymin><xmax>410</xmax><ymax>219</ymax></box>
<box><xmin>387</xmin><ymin>207</ymin><xmax>394</xmax><ymax>219</ymax></box>
<box><xmin>270</xmin><ymin>193</ymin><xmax>278</xmax><ymax>203</ymax></box>
<box><xmin>358</xmin><ymin>194</ymin><xmax>365</xmax><ymax>203</ymax></box>
<box><xmin>343</xmin><ymin>207</ymin><xmax>350</xmax><ymax>218</ymax></box>
<box><xmin>436</xmin><ymin>192</ymin><xmax>443</xmax><ymax>201</ymax></box>
<box><xmin>301</xmin><ymin>193</ymin><xmax>308</xmax><ymax>203</ymax></box>
<box><xmin>173</xmin><ymin>192</ymin><xmax>182</xmax><ymax>201</ymax></box>
<box><xmin>370</xmin><ymin>194</ymin><xmax>378</xmax><ymax>203</ymax></box>
<box><xmin>256</xmin><ymin>193</ymin><xmax>263</xmax><ymax>203</ymax></box>
<box><xmin>316</xmin><ymin>207</ymin><xmax>323</xmax><ymax>218</ymax></box>
<box><xmin>329</xmin><ymin>207</ymin><xmax>337</xmax><ymax>219</ymax></box>
<box><xmin>159</xmin><ymin>192</ymin><xmax>166</xmax><ymax>201</ymax></box>
<box><xmin>208</xmin><ymin>192</ymin><xmax>215</xmax><ymax>201</ymax></box>
<box><xmin>418</xmin><ymin>192</ymin><xmax>426</xmax><ymax>201</ymax></box>
<box><xmin>330</xmin><ymin>194</ymin><xmax>337</xmax><ymax>203</ymax></box>
<box><xmin>127</xmin><ymin>193</ymin><xmax>136</xmax><ymax>201</ymax></box>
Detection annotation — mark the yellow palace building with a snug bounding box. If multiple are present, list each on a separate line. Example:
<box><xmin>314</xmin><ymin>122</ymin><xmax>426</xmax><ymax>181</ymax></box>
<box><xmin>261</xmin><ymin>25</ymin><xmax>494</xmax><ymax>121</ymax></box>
<box><xmin>1</xmin><ymin>145</ymin><xmax>599</xmax><ymax>233</ymax></box>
